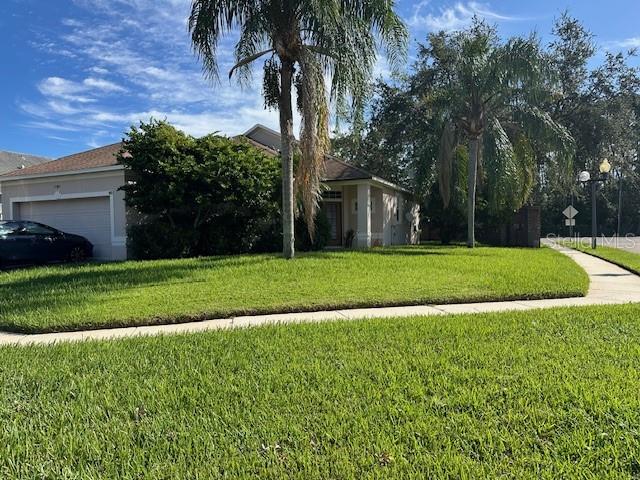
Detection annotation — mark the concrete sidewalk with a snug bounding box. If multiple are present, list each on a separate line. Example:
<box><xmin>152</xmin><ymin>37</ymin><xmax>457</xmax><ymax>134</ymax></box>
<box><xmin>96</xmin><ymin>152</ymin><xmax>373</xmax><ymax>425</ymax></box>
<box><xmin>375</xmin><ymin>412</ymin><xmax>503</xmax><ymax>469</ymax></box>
<box><xmin>2</xmin><ymin>242</ymin><xmax>640</xmax><ymax>346</ymax></box>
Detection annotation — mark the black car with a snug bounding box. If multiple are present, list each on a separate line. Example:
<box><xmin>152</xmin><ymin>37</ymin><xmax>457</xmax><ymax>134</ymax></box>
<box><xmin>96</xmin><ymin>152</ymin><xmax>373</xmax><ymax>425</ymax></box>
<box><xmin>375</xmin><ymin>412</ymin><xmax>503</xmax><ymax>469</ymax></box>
<box><xmin>0</xmin><ymin>221</ymin><xmax>93</xmax><ymax>267</ymax></box>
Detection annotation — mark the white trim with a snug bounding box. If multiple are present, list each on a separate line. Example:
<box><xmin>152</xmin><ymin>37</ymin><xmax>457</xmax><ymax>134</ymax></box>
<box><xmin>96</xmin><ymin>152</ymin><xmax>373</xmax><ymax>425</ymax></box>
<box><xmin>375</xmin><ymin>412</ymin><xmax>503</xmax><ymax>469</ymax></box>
<box><xmin>0</xmin><ymin>165</ymin><xmax>124</xmax><ymax>183</ymax></box>
<box><xmin>324</xmin><ymin>178</ymin><xmax>412</xmax><ymax>195</ymax></box>
<box><xmin>243</xmin><ymin>123</ymin><xmax>281</xmax><ymax>138</ymax></box>
<box><xmin>109</xmin><ymin>192</ymin><xmax>127</xmax><ymax>246</ymax></box>
<box><xmin>8</xmin><ymin>190</ymin><xmax>125</xmax><ymax>247</ymax></box>
<box><xmin>9</xmin><ymin>191</ymin><xmax>111</xmax><ymax>205</ymax></box>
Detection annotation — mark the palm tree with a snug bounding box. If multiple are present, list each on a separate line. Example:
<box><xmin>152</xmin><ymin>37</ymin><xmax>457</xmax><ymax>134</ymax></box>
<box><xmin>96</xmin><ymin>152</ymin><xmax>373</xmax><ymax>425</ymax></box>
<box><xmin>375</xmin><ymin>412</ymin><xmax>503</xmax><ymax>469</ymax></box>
<box><xmin>189</xmin><ymin>0</ymin><xmax>407</xmax><ymax>258</ymax></box>
<box><xmin>430</xmin><ymin>20</ymin><xmax>574</xmax><ymax>247</ymax></box>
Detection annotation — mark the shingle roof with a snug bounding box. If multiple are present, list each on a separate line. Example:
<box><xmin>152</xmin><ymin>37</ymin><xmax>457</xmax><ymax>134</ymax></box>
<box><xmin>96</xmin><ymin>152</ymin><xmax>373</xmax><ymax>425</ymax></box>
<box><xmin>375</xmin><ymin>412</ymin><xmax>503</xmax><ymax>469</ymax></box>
<box><xmin>1</xmin><ymin>126</ymin><xmax>408</xmax><ymax>193</ymax></box>
<box><xmin>323</xmin><ymin>155</ymin><xmax>374</xmax><ymax>181</ymax></box>
<box><xmin>234</xmin><ymin>136</ymin><xmax>280</xmax><ymax>156</ymax></box>
<box><xmin>0</xmin><ymin>151</ymin><xmax>50</xmax><ymax>176</ymax></box>
<box><xmin>236</xmin><ymin>134</ymin><xmax>377</xmax><ymax>182</ymax></box>
<box><xmin>0</xmin><ymin>143</ymin><xmax>124</xmax><ymax>179</ymax></box>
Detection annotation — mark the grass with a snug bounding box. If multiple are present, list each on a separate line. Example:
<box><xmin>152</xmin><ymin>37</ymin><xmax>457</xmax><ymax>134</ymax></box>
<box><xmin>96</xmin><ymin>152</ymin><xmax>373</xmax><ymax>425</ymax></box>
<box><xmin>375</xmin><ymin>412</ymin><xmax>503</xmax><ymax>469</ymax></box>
<box><xmin>0</xmin><ymin>245</ymin><xmax>588</xmax><ymax>333</ymax></box>
<box><xmin>568</xmin><ymin>242</ymin><xmax>640</xmax><ymax>275</ymax></box>
<box><xmin>1</xmin><ymin>305</ymin><xmax>640</xmax><ymax>478</ymax></box>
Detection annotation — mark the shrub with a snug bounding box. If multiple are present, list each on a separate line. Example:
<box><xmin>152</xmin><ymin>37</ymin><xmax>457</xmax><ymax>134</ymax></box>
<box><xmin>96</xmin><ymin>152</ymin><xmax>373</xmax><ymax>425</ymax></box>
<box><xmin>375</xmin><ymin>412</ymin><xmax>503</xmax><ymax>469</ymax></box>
<box><xmin>253</xmin><ymin>209</ymin><xmax>332</xmax><ymax>253</ymax></box>
<box><xmin>120</xmin><ymin>120</ymin><xmax>281</xmax><ymax>259</ymax></box>
<box><xmin>295</xmin><ymin>209</ymin><xmax>331</xmax><ymax>251</ymax></box>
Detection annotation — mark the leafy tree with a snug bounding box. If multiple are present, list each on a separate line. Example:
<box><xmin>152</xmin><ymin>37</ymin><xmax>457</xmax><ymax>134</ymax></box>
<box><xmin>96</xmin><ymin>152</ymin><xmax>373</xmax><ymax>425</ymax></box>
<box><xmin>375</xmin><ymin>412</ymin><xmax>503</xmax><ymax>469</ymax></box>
<box><xmin>189</xmin><ymin>0</ymin><xmax>407</xmax><ymax>258</ymax></box>
<box><xmin>540</xmin><ymin>13</ymin><xmax>640</xmax><ymax>235</ymax></box>
<box><xmin>422</xmin><ymin>20</ymin><xmax>574</xmax><ymax>247</ymax></box>
<box><xmin>334</xmin><ymin>14</ymin><xmax>640</xmax><ymax>240</ymax></box>
<box><xmin>332</xmin><ymin>83</ymin><xmax>423</xmax><ymax>189</ymax></box>
<box><xmin>119</xmin><ymin>120</ymin><xmax>280</xmax><ymax>258</ymax></box>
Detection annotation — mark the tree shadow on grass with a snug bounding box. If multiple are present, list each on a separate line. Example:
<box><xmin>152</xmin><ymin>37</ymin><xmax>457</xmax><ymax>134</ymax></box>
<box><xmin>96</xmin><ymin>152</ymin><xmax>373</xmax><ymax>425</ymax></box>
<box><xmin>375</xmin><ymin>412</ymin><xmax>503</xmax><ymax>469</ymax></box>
<box><xmin>0</xmin><ymin>255</ymin><xmax>275</xmax><ymax>327</ymax></box>
<box><xmin>309</xmin><ymin>244</ymin><xmax>525</xmax><ymax>259</ymax></box>
<box><xmin>2</xmin><ymin>254</ymin><xmax>274</xmax><ymax>288</ymax></box>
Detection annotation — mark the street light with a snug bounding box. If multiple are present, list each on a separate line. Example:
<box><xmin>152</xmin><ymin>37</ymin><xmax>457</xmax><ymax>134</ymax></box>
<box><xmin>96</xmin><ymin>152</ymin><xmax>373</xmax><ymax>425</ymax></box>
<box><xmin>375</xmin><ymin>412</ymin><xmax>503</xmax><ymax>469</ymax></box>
<box><xmin>579</xmin><ymin>159</ymin><xmax>611</xmax><ymax>249</ymax></box>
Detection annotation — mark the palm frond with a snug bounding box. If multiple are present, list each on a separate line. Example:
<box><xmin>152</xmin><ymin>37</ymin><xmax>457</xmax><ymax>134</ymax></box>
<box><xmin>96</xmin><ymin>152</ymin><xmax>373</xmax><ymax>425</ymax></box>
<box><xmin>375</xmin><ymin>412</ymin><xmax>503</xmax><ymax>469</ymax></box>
<box><xmin>483</xmin><ymin>117</ymin><xmax>518</xmax><ymax>215</ymax></box>
<box><xmin>437</xmin><ymin>121</ymin><xmax>457</xmax><ymax>208</ymax></box>
<box><xmin>229</xmin><ymin>48</ymin><xmax>275</xmax><ymax>79</ymax></box>
<box><xmin>189</xmin><ymin>0</ymin><xmax>252</xmax><ymax>80</ymax></box>
<box><xmin>512</xmin><ymin>105</ymin><xmax>575</xmax><ymax>188</ymax></box>
<box><xmin>296</xmin><ymin>49</ymin><xmax>330</xmax><ymax>240</ymax></box>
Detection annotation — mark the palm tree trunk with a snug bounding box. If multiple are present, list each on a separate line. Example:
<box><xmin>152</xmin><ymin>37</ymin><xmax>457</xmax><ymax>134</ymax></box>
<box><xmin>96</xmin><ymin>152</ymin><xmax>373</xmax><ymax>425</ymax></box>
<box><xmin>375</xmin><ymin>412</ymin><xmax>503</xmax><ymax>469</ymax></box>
<box><xmin>467</xmin><ymin>136</ymin><xmax>479</xmax><ymax>248</ymax></box>
<box><xmin>279</xmin><ymin>59</ymin><xmax>295</xmax><ymax>259</ymax></box>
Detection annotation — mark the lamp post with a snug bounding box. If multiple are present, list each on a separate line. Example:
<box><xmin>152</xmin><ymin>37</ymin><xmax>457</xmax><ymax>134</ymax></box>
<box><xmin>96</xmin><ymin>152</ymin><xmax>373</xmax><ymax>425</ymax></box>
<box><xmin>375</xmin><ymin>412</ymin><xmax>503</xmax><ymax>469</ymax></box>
<box><xmin>579</xmin><ymin>159</ymin><xmax>611</xmax><ymax>249</ymax></box>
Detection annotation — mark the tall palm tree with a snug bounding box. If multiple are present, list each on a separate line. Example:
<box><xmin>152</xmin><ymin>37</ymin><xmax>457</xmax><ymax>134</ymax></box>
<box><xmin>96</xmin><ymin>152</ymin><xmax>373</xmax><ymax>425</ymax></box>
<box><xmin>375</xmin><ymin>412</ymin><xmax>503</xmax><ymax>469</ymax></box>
<box><xmin>430</xmin><ymin>20</ymin><xmax>574</xmax><ymax>247</ymax></box>
<box><xmin>189</xmin><ymin>0</ymin><xmax>407</xmax><ymax>258</ymax></box>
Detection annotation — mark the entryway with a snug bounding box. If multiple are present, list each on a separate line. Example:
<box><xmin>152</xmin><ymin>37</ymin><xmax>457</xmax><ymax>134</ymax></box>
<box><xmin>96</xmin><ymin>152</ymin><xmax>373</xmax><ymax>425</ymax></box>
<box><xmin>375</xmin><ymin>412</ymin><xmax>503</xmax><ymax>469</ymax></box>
<box><xmin>322</xmin><ymin>201</ymin><xmax>343</xmax><ymax>246</ymax></box>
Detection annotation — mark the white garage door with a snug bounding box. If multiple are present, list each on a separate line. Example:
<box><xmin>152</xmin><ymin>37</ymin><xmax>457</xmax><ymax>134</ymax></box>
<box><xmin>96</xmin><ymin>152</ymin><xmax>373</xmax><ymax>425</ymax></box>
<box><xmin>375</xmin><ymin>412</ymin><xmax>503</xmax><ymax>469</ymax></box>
<box><xmin>16</xmin><ymin>197</ymin><xmax>112</xmax><ymax>259</ymax></box>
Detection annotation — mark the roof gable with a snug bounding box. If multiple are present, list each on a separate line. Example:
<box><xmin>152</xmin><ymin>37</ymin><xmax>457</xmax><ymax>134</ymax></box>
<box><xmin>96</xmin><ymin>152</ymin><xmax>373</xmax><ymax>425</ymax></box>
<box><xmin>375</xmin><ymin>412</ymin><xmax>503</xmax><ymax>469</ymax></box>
<box><xmin>0</xmin><ymin>151</ymin><xmax>50</xmax><ymax>176</ymax></box>
<box><xmin>240</xmin><ymin>124</ymin><xmax>409</xmax><ymax>192</ymax></box>
<box><xmin>0</xmin><ymin>143</ymin><xmax>123</xmax><ymax>179</ymax></box>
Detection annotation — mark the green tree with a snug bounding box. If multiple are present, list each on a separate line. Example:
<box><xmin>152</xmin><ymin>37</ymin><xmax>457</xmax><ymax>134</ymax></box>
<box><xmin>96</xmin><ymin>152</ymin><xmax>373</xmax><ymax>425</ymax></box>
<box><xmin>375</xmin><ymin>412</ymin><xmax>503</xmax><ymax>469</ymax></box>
<box><xmin>189</xmin><ymin>0</ymin><xmax>407</xmax><ymax>258</ymax></box>
<box><xmin>423</xmin><ymin>20</ymin><xmax>574</xmax><ymax>247</ymax></box>
<box><xmin>332</xmin><ymin>83</ymin><xmax>422</xmax><ymax>189</ymax></box>
<box><xmin>540</xmin><ymin>13</ymin><xmax>640</xmax><ymax>236</ymax></box>
<box><xmin>119</xmin><ymin>120</ymin><xmax>280</xmax><ymax>258</ymax></box>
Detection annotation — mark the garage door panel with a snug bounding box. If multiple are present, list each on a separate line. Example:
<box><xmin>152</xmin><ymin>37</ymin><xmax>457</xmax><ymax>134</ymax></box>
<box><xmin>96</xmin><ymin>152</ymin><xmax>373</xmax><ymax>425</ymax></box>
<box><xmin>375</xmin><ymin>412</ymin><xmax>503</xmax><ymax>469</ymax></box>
<box><xmin>16</xmin><ymin>197</ymin><xmax>112</xmax><ymax>260</ymax></box>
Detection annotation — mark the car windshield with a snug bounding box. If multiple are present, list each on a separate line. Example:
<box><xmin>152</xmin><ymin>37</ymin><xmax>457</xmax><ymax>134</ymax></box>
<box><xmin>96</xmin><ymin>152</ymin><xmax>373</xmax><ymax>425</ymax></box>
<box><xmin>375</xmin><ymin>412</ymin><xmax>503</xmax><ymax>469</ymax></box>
<box><xmin>0</xmin><ymin>222</ymin><xmax>21</xmax><ymax>235</ymax></box>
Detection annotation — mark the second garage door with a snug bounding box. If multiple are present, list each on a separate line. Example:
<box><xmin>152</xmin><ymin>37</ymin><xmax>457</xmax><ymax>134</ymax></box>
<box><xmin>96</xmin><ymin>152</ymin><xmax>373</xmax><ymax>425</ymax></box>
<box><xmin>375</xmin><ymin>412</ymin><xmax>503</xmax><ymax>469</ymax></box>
<box><xmin>15</xmin><ymin>197</ymin><xmax>112</xmax><ymax>260</ymax></box>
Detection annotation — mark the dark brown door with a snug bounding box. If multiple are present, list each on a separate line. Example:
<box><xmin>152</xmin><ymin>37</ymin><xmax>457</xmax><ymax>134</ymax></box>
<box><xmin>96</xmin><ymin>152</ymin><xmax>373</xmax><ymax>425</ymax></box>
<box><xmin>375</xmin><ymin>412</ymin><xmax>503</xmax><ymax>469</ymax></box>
<box><xmin>322</xmin><ymin>202</ymin><xmax>343</xmax><ymax>246</ymax></box>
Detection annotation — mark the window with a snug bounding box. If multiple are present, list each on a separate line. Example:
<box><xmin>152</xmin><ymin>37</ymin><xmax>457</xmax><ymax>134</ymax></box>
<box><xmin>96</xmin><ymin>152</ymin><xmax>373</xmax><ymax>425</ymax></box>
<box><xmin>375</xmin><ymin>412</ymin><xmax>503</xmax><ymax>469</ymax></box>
<box><xmin>0</xmin><ymin>222</ymin><xmax>20</xmax><ymax>235</ymax></box>
<box><xmin>22</xmin><ymin>223</ymin><xmax>56</xmax><ymax>235</ymax></box>
<box><xmin>322</xmin><ymin>191</ymin><xmax>342</xmax><ymax>200</ymax></box>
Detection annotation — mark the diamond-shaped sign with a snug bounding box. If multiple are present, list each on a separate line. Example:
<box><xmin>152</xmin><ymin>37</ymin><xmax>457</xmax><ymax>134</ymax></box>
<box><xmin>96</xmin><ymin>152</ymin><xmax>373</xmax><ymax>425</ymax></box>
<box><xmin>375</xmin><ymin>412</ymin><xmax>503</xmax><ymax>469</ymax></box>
<box><xmin>563</xmin><ymin>206</ymin><xmax>578</xmax><ymax>219</ymax></box>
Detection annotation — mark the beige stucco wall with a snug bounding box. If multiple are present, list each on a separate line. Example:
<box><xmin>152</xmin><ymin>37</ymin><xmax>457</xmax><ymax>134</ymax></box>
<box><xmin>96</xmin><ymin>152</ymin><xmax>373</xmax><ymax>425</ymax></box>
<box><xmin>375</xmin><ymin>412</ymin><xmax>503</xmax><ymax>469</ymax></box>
<box><xmin>325</xmin><ymin>181</ymin><xmax>420</xmax><ymax>247</ymax></box>
<box><xmin>0</xmin><ymin>168</ymin><xmax>128</xmax><ymax>260</ymax></box>
<box><xmin>342</xmin><ymin>185</ymin><xmax>356</xmax><ymax>235</ymax></box>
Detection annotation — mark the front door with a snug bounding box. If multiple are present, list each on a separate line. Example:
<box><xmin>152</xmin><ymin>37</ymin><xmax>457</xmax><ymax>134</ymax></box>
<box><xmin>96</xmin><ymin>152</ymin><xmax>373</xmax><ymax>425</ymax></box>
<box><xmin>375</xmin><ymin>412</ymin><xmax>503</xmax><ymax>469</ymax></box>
<box><xmin>322</xmin><ymin>202</ymin><xmax>343</xmax><ymax>246</ymax></box>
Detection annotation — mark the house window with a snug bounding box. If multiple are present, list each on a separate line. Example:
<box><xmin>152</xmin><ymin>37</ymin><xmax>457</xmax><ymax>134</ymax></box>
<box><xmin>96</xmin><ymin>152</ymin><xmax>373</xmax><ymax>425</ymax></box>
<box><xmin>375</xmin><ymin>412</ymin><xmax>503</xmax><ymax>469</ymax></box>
<box><xmin>322</xmin><ymin>191</ymin><xmax>342</xmax><ymax>200</ymax></box>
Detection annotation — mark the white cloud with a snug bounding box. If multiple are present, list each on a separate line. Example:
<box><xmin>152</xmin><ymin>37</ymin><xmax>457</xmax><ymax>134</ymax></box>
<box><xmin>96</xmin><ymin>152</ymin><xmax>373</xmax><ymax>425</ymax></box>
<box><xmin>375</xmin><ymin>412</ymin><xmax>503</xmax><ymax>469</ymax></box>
<box><xmin>26</xmin><ymin>0</ymin><xmax>301</xmax><ymax>148</ymax></box>
<box><xmin>87</xmin><ymin>101</ymin><xmax>299</xmax><ymax>138</ymax></box>
<box><xmin>38</xmin><ymin>77</ymin><xmax>95</xmax><ymax>103</ymax></box>
<box><xmin>47</xmin><ymin>100</ymin><xmax>83</xmax><ymax>115</ymax></box>
<box><xmin>608</xmin><ymin>37</ymin><xmax>640</xmax><ymax>49</ymax></box>
<box><xmin>37</xmin><ymin>76</ymin><xmax>126</xmax><ymax>103</ymax></box>
<box><xmin>61</xmin><ymin>18</ymin><xmax>82</xmax><ymax>27</ymax></box>
<box><xmin>83</xmin><ymin>77</ymin><xmax>126</xmax><ymax>92</ymax></box>
<box><xmin>408</xmin><ymin>1</ymin><xmax>522</xmax><ymax>32</ymax></box>
<box><xmin>89</xmin><ymin>66</ymin><xmax>109</xmax><ymax>75</ymax></box>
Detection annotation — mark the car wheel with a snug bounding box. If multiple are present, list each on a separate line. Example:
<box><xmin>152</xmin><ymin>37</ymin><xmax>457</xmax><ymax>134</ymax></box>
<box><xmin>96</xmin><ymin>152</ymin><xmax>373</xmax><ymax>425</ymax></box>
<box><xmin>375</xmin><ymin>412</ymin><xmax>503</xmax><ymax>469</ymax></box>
<box><xmin>68</xmin><ymin>246</ymin><xmax>87</xmax><ymax>263</ymax></box>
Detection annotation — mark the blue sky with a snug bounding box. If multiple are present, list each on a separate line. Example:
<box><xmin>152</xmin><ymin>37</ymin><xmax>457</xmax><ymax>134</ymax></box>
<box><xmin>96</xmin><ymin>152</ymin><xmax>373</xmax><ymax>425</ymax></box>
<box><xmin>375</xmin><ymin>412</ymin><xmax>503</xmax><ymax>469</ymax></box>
<box><xmin>1</xmin><ymin>0</ymin><xmax>639</xmax><ymax>158</ymax></box>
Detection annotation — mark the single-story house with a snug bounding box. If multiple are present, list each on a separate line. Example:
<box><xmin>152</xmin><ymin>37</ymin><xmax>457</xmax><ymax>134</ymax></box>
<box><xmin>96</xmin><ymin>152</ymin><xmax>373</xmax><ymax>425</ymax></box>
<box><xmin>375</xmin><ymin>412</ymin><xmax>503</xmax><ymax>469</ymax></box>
<box><xmin>241</xmin><ymin>125</ymin><xmax>420</xmax><ymax>249</ymax></box>
<box><xmin>0</xmin><ymin>124</ymin><xmax>419</xmax><ymax>260</ymax></box>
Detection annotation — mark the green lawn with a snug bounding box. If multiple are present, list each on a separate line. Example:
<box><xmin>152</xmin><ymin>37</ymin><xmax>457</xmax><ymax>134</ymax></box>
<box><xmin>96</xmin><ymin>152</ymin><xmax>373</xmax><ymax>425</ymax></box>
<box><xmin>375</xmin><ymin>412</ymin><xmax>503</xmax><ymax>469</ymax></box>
<box><xmin>569</xmin><ymin>243</ymin><xmax>640</xmax><ymax>275</ymax></box>
<box><xmin>0</xmin><ymin>245</ymin><xmax>588</xmax><ymax>333</ymax></box>
<box><xmin>1</xmin><ymin>305</ymin><xmax>639</xmax><ymax>478</ymax></box>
